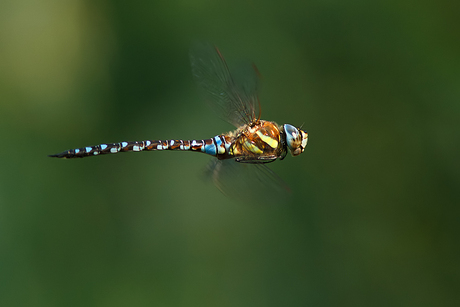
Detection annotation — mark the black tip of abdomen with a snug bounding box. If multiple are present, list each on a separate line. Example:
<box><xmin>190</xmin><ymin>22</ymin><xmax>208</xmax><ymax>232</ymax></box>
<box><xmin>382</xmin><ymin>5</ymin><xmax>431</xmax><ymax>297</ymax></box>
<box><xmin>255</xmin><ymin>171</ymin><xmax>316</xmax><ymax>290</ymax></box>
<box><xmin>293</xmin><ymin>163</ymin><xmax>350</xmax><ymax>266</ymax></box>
<box><xmin>48</xmin><ymin>151</ymin><xmax>73</xmax><ymax>159</ymax></box>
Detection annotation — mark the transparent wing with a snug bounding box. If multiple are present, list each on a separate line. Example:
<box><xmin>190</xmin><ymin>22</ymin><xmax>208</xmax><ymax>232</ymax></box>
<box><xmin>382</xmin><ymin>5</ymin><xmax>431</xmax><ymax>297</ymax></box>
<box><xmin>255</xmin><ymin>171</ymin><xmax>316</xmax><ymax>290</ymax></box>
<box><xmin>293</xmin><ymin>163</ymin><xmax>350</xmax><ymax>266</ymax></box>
<box><xmin>190</xmin><ymin>43</ymin><xmax>261</xmax><ymax>127</ymax></box>
<box><xmin>205</xmin><ymin>159</ymin><xmax>291</xmax><ymax>205</ymax></box>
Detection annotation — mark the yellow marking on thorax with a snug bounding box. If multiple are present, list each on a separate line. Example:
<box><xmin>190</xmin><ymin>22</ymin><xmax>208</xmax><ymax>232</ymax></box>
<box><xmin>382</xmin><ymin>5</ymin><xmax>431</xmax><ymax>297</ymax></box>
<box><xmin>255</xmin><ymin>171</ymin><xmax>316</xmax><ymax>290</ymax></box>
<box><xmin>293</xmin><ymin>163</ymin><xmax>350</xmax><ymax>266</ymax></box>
<box><xmin>256</xmin><ymin>131</ymin><xmax>279</xmax><ymax>149</ymax></box>
<box><xmin>243</xmin><ymin>140</ymin><xmax>263</xmax><ymax>154</ymax></box>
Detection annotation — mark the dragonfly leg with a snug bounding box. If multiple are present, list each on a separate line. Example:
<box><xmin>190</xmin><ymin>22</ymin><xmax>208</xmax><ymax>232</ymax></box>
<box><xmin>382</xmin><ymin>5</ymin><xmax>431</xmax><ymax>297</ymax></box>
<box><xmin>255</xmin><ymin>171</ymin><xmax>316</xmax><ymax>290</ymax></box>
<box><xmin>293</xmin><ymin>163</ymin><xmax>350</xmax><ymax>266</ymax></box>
<box><xmin>234</xmin><ymin>155</ymin><xmax>279</xmax><ymax>164</ymax></box>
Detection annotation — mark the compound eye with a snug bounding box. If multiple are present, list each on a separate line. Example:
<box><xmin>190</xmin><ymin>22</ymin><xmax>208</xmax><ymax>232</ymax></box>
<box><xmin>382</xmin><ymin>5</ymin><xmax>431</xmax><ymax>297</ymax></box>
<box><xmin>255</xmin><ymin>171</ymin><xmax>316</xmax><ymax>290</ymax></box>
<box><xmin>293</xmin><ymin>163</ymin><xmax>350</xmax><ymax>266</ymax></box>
<box><xmin>284</xmin><ymin>124</ymin><xmax>298</xmax><ymax>138</ymax></box>
<box><xmin>284</xmin><ymin>124</ymin><xmax>301</xmax><ymax>154</ymax></box>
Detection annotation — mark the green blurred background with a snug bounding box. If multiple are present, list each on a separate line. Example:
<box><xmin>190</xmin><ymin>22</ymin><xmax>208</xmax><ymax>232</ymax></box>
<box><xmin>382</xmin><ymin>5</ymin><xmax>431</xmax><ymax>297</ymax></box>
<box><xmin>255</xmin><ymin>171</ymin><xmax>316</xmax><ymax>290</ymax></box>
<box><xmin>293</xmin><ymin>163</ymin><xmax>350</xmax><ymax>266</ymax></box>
<box><xmin>1</xmin><ymin>0</ymin><xmax>459</xmax><ymax>306</ymax></box>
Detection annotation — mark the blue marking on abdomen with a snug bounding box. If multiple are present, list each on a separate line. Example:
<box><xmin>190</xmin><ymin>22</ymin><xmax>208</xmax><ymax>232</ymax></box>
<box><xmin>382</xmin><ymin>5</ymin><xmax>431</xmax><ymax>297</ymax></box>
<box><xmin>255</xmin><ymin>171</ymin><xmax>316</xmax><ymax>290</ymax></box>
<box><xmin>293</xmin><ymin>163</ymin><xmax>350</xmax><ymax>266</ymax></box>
<box><xmin>214</xmin><ymin>136</ymin><xmax>225</xmax><ymax>155</ymax></box>
<box><xmin>204</xmin><ymin>143</ymin><xmax>216</xmax><ymax>156</ymax></box>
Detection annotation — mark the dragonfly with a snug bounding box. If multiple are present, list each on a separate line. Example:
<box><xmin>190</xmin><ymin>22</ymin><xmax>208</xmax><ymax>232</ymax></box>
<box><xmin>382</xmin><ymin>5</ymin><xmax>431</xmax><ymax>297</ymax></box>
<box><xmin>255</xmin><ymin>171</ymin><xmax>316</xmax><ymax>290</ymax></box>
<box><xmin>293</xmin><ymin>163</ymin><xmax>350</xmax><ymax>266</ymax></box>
<box><xmin>50</xmin><ymin>44</ymin><xmax>308</xmax><ymax>199</ymax></box>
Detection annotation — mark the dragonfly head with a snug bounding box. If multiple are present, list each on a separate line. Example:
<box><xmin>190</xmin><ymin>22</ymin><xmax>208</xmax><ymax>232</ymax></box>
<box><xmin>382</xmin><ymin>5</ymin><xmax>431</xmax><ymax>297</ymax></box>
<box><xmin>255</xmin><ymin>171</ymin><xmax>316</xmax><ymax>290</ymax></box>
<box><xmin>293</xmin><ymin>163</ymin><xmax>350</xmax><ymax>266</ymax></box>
<box><xmin>283</xmin><ymin>124</ymin><xmax>308</xmax><ymax>156</ymax></box>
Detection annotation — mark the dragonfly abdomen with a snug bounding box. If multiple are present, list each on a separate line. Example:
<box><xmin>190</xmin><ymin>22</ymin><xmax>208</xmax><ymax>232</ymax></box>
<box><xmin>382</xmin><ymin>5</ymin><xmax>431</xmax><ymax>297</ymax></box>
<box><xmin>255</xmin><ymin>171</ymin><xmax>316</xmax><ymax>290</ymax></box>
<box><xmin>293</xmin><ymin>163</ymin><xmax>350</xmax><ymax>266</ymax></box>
<box><xmin>48</xmin><ymin>135</ymin><xmax>233</xmax><ymax>159</ymax></box>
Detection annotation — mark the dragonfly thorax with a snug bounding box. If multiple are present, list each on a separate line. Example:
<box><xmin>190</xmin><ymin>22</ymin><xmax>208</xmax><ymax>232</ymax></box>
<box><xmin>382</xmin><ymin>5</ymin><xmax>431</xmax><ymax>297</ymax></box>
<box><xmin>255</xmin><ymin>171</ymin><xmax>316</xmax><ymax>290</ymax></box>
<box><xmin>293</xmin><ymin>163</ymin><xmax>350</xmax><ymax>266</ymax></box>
<box><xmin>230</xmin><ymin>120</ymin><xmax>285</xmax><ymax>162</ymax></box>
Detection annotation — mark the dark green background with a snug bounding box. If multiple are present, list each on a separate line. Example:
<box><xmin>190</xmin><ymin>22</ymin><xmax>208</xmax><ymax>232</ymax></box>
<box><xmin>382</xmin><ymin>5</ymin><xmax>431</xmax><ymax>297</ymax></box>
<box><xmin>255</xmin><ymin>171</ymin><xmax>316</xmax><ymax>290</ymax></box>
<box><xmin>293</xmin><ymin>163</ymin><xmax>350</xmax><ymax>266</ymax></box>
<box><xmin>1</xmin><ymin>1</ymin><xmax>459</xmax><ymax>306</ymax></box>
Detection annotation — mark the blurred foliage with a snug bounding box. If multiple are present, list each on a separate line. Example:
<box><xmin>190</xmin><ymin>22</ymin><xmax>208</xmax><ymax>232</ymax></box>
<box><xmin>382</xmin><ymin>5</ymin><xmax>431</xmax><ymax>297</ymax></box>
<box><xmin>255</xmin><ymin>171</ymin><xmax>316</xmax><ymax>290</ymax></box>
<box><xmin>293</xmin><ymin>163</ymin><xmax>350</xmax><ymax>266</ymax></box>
<box><xmin>0</xmin><ymin>0</ymin><xmax>459</xmax><ymax>306</ymax></box>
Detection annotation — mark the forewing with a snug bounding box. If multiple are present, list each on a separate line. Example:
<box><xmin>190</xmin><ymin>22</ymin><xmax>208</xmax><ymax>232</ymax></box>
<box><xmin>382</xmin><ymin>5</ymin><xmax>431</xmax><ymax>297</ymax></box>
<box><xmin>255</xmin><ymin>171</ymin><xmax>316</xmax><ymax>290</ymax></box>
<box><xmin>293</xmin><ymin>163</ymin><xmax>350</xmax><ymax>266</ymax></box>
<box><xmin>190</xmin><ymin>43</ymin><xmax>260</xmax><ymax>127</ymax></box>
<box><xmin>205</xmin><ymin>159</ymin><xmax>291</xmax><ymax>205</ymax></box>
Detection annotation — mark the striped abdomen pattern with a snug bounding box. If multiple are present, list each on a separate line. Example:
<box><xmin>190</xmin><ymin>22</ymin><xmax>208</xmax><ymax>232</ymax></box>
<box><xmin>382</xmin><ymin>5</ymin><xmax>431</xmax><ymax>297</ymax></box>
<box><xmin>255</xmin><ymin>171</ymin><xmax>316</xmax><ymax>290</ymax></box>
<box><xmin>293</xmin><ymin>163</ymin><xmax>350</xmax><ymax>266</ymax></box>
<box><xmin>49</xmin><ymin>135</ymin><xmax>233</xmax><ymax>159</ymax></box>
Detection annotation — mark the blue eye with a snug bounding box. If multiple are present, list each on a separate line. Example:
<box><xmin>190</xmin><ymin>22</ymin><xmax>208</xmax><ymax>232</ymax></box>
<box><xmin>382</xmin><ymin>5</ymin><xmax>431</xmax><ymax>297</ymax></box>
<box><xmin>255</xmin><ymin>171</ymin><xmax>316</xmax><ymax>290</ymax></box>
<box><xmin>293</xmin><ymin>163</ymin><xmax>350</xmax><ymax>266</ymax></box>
<box><xmin>284</xmin><ymin>124</ymin><xmax>297</xmax><ymax>138</ymax></box>
<box><xmin>284</xmin><ymin>124</ymin><xmax>299</xmax><ymax>149</ymax></box>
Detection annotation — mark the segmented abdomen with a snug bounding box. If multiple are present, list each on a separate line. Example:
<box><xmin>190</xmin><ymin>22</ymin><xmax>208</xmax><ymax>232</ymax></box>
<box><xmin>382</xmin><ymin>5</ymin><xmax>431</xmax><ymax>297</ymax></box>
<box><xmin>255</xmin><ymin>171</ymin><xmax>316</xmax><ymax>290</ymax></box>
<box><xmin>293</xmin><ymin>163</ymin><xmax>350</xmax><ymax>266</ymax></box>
<box><xmin>49</xmin><ymin>135</ymin><xmax>234</xmax><ymax>159</ymax></box>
